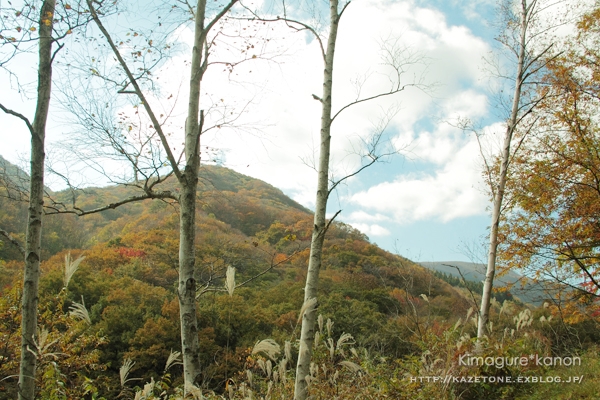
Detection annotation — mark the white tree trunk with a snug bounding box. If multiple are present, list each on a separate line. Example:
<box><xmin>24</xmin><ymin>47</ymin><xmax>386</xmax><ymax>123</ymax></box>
<box><xmin>478</xmin><ymin>0</ymin><xmax>528</xmax><ymax>340</ymax></box>
<box><xmin>19</xmin><ymin>1</ymin><xmax>56</xmax><ymax>399</ymax></box>
<box><xmin>178</xmin><ymin>0</ymin><xmax>206</xmax><ymax>389</ymax></box>
<box><xmin>294</xmin><ymin>1</ymin><xmax>340</xmax><ymax>399</ymax></box>
<box><xmin>85</xmin><ymin>0</ymin><xmax>240</xmax><ymax>390</ymax></box>
<box><xmin>178</xmin><ymin>181</ymin><xmax>201</xmax><ymax>388</ymax></box>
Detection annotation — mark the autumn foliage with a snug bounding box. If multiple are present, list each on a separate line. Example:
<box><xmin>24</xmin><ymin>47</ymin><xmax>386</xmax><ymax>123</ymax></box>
<box><xmin>0</xmin><ymin>156</ymin><xmax>598</xmax><ymax>398</ymax></box>
<box><xmin>501</xmin><ymin>5</ymin><xmax>600</xmax><ymax>311</ymax></box>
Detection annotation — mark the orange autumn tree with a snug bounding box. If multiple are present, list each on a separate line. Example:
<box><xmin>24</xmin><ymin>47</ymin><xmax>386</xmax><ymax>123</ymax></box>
<box><xmin>500</xmin><ymin>5</ymin><xmax>600</xmax><ymax>314</ymax></box>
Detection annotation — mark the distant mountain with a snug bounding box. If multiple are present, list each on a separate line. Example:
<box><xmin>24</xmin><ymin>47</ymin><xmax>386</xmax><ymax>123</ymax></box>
<box><xmin>419</xmin><ymin>261</ymin><xmax>550</xmax><ymax>306</ymax></box>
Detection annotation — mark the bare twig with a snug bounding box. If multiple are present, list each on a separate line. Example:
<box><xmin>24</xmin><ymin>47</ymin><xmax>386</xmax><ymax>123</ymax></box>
<box><xmin>0</xmin><ymin>228</ymin><xmax>25</xmax><ymax>256</ymax></box>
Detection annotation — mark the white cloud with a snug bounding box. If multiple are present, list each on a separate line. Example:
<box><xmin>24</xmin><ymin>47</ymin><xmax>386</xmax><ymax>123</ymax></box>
<box><xmin>350</xmin><ymin>137</ymin><xmax>489</xmax><ymax>224</ymax></box>
<box><xmin>1</xmin><ymin>0</ymin><xmax>496</xmax><ymax>230</ymax></box>
<box><xmin>199</xmin><ymin>0</ymin><xmax>493</xmax><ymax>208</ymax></box>
<box><xmin>346</xmin><ymin>210</ymin><xmax>390</xmax><ymax>222</ymax></box>
<box><xmin>141</xmin><ymin>0</ymin><xmax>495</xmax><ymax>223</ymax></box>
<box><xmin>348</xmin><ymin>222</ymin><xmax>391</xmax><ymax>237</ymax></box>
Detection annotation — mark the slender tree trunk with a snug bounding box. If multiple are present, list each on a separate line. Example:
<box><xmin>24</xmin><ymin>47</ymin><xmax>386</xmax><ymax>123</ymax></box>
<box><xmin>178</xmin><ymin>180</ymin><xmax>200</xmax><ymax>388</ymax></box>
<box><xmin>478</xmin><ymin>0</ymin><xmax>528</xmax><ymax>340</ymax></box>
<box><xmin>86</xmin><ymin>0</ymin><xmax>240</xmax><ymax>390</ymax></box>
<box><xmin>294</xmin><ymin>1</ymin><xmax>340</xmax><ymax>398</ymax></box>
<box><xmin>19</xmin><ymin>1</ymin><xmax>56</xmax><ymax>399</ymax></box>
<box><xmin>178</xmin><ymin>0</ymin><xmax>206</xmax><ymax>390</ymax></box>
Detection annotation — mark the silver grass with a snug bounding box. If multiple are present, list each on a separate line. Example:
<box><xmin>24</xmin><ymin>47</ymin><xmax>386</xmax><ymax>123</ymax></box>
<box><xmin>257</xmin><ymin>359</ymin><xmax>266</xmax><ymax>375</ymax></box>
<box><xmin>185</xmin><ymin>383</ymin><xmax>204</xmax><ymax>400</ymax></box>
<box><xmin>452</xmin><ymin>318</ymin><xmax>462</xmax><ymax>332</ymax></box>
<box><xmin>332</xmin><ymin>370</ymin><xmax>339</xmax><ymax>383</ymax></box>
<box><xmin>339</xmin><ymin>360</ymin><xmax>362</xmax><ymax>373</ymax></box>
<box><xmin>317</xmin><ymin>314</ymin><xmax>324</xmax><ymax>334</ymax></box>
<box><xmin>490</xmin><ymin>297</ymin><xmax>500</xmax><ymax>309</ymax></box>
<box><xmin>314</xmin><ymin>331</ymin><xmax>321</xmax><ymax>349</ymax></box>
<box><xmin>120</xmin><ymin>358</ymin><xmax>136</xmax><ymax>387</ymax></box>
<box><xmin>245</xmin><ymin>386</ymin><xmax>253</xmax><ymax>400</ymax></box>
<box><xmin>432</xmin><ymin>358</ymin><xmax>445</xmax><ymax>369</ymax></box>
<box><xmin>350</xmin><ymin>347</ymin><xmax>359</xmax><ymax>358</ymax></box>
<box><xmin>326</xmin><ymin>318</ymin><xmax>334</xmax><ymax>337</ymax></box>
<box><xmin>164</xmin><ymin>350</ymin><xmax>182</xmax><ymax>373</ymax></box>
<box><xmin>327</xmin><ymin>338</ymin><xmax>335</xmax><ymax>361</ymax></box>
<box><xmin>284</xmin><ymin>340</ymin><xmax>292</xmax><ymax>361</ymax></box>
<box><xmin>420</xmin><ymin>293</ymin><xmax>429</xmax><ymax>302</ymax></box>
<box><xmin>281</xmin><ymin>370</ymin><xmax>287</xmax><ymax>385</ymax></box>
<box><xmin>225</xmin><ymin>265</ymin><xmax>236</xmax><ymax>297</ymax></box>
<box><xmin>266</xmin><ymin>359</ymin><xmax>272</xmax><ymax>379</ymax></box>
<box><xmin>420</xmin><ymin>350</ymin><xmax>432</xmax><ymax>366</ymax></box>
<box><xmin>336</xmin><ymin>332</ymin><xmax>355</xmax><ymax>358</ymax></box>
<box><xmin>515</xmin><ymin>309</ymin><xmax>532</xmax><ymax>331</ymax></box>
<box><xmin>272</xmin><ymin>370</ymin><xmax>279</xmax><ymax>384</ymax></box>
<box><xmin>64</xmin><ymin>253</ymin><xmax>85</xmax><ymax>289</ymax></box>
<box><xmin>36</xmin><ymin>327</ymin><xmax>51</xmax><ymax>354</ymax></box>
<box><xmin>297</xmin><ymin>297</ymin><xmax>317</xmax><ymax>323</ymax></box>
<box><xmin>336</xmin><ymin>333</ymin><xmax>354</xmax><ymax>350</ymax></box>
<box><xmin>279</xmin><ymin>359</ymin><xmax>288</xmax><ymax>384</ymax></box>
<box><xmin>29</xmin><ymin>326</ymin><xmax>60</xmax><ymax>359</ymax></box>
<box><xmin>466</xmin><ymin>307</ymin><xmax>474</xmax><ymax>321</ymax></box>
<box><xmin>134</xmin><ymin>377</ymin><xmax>154</xmax><ymax>400</ymax></box>
<box><xmin>69</xmin><ymin>296</ymin><xmax>91</xmax><ymax>325</ymax></box>
<box><xmin>143</xmin><ymin>379</ymin><xmax>154</xmax><ymax>397</ymax></box>
<box><xmin>246</xmin><ymin>369</ymin><xmax>254</xmax><ymax>387</ymax></box>
<box><xmin>252</xmin><ymin>339</ymin><xmax>280</xmax><ymax>361</ymax></box>
<box><xmin>499</xmin><ymin>300</ymin><xmax>510</xmax><ymax>316</ymax></box>
<box><xmin>279</xmin><ymin>358</ymin><xmax>287</xmax><ymax>373</ymax></box>
<box><xmin>457</xmin><ymin>333</ymin><xmax>470</xmax><ymax>351</ymax></box>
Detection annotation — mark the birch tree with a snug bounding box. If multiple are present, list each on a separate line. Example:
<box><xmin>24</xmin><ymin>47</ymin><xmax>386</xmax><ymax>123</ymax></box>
<box><xmin>500</xmin><ymin>4</ymin><xmax>600</xmax><ymax>310</ymax></box>
<box><xmin>0</xmin><ymin>2</ymin><xmax>89</xmax><ymax>398</ymax></box>
<box><xmin>243</xmin><ymin>1</ymin><xmax>427</xmax><ymax>398</ymax></box>
<box><xmin>53</xmin><ymin>0</ymin><xmax>269</xmax><ymax>392</ymax></box>
<box><xmin>477</xmin><ymin>0</ymin><xmax>566</xmax><ymax>340</ymax></box>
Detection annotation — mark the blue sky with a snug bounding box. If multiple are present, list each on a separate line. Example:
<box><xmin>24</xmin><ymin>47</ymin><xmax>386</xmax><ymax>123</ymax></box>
<box><xmin>0</xmin><ymin>0</ymin><xmax>506</xmax><ymax>263</ymax></box>
<box><xmin>230</xmin><ymin>0</ymin><xmax>501</xmax><ymax>263</ymax></box>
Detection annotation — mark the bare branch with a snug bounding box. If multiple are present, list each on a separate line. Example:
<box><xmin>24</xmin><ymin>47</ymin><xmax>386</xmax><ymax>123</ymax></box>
<box><xmin>0</xmin><ymin>228</ymin><xmax>25</xmax><ymax>256</ymax></box>
<box><xmin>85</xmin><ymin>0</ymin><xmax>183</xmax><ymax>181</ymax></box>
<box><xmin>44</xmin><ymin>190</ymin><xmax>177</xmax><ymax>216</ymax></box>
<box><xmin>331</xmin><ymin>40</ymin><xmax>428</xmax><ymax>123</ymax></box>
<box><xmin>443</xmin><ymin>264</ymin><xmax>481</xmax><ymax>311</ymax></box>
<box><xmin>329</xmin><ymin>105</ymin><xmax>401</xmax><ymax>194</ymax></box>
<box><xmin>236</xmin><ymin>2</ymin><xmax>326</xmax><ymax>60</ymax></box>
<box><xmin>322</xmin><ymin>209</ymin><xmax>342</xmax><ymax>237</ymax></box>
<box><xmin>0</xmin><ymin>103</ymin><xmax>34</xmax><ymax>134</ymax></box>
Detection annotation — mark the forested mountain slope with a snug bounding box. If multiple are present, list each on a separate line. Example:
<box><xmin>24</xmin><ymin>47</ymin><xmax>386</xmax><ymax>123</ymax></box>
<box><xmin>0</xmin><ymin>163</ymin><xmax>476</xmax><ymax>397</ymax></box>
